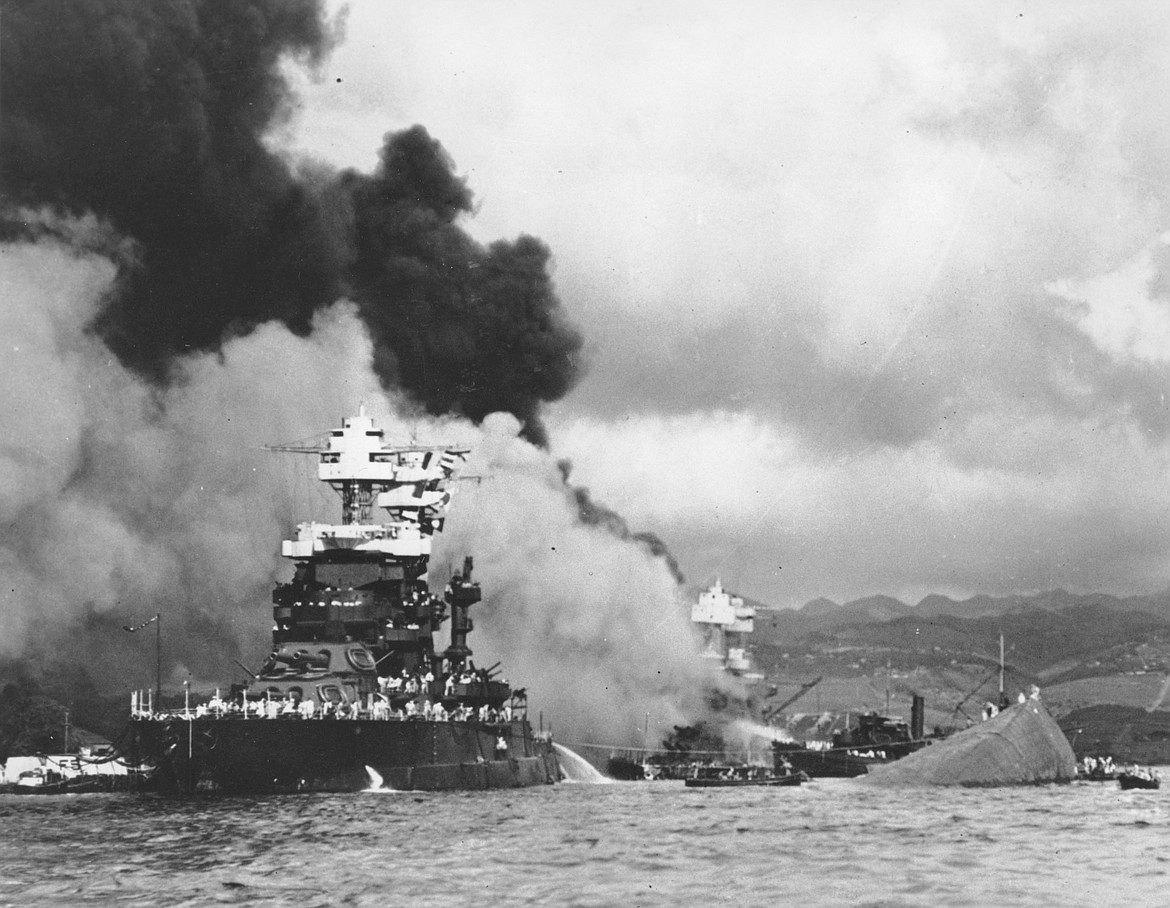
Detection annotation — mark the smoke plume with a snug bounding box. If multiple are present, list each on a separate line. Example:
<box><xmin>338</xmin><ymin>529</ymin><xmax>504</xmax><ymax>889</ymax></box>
<box><xmin>341</xmin><ymin>127</ymin><xmax>583</xmax><ymax>448</ymax></box>
<box><xmin>437</xmin><ymin>421</ymin><xmax>713</xmax><ymax>746</ymax></box>
<box><xmin>0</xmin><ymin>0</ymin><xmax>702</xmax><ymax>744</ymax></box>
<box><xmin>0</xmin><ymin>237</ymin><xmax>713</xmax><ymax>741</ymax></box>
<box><xmin>0</xmin><ymin>0</ymin><xmax>581</xmax><ymax>444</ymax></box>
<box><xmin>558</xmin><ymin>461</ymin><xmax>686</xmax><ymax>585</ymax></box>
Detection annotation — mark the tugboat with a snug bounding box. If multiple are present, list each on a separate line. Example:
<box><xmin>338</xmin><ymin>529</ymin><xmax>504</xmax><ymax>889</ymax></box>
<box><xmin>772</xmin><ymin>697</ymin><xmax>930</xmax><ymax>779</ymax></box>
<box><xmin>126</xmin><ymin>409</ymin><xmax>560</xmax><ymax>793</ymax></box>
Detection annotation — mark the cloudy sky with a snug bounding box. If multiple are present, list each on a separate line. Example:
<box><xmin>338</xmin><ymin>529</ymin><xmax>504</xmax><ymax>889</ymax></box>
<box><xmin>274</xmin><ymin>0</ymin><xmax>1170</xmax><ymax>609</ymax></box>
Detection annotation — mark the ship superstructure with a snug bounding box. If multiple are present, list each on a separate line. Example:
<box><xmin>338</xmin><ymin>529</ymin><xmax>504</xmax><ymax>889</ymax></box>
<box><xmin>692</xmin><ymin>580</ymin><xmax>763</xmax><ymax>682</ymax></box>
<box><xmin>268</xmin><ymin>408</ymin><xmax>477</xmax><ymax>674</ymax></box>
<box><xmin>127</xmin><ymin>409</ymin><xmax>559</xmax><ymax>793</ymax></box>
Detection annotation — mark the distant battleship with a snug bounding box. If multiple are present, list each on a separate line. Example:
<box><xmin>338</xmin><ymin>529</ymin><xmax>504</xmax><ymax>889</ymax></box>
<box><xmin>127</xmin><ymin>409</ymin><xmax>560</xmax><ymax>793</ymax></box>
<box><xmin>692</xmin><ymin>579</ymin><xmax>763</xmax><ymax>683</ymax></box>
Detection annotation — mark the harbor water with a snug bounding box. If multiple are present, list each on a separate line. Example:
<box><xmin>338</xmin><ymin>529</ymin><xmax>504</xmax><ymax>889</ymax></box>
<box><xmin>1</xmin><ymin>772</ymin><xmax>1166</xmax><ymax>907</ymax></box>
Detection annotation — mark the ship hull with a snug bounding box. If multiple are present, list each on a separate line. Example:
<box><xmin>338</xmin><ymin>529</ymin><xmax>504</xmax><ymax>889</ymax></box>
<box><xmin>861</xmin><ymin>700</ymin><xmax>1077</xmax><ymax>787</ymax></box>
<box><xmin>777</xmin><ymin>747</ymin><xmax>872</xmax><ymax>778</ymax></box>
<box><xmin>127</xmin><ymin>717</ymin><xmax>560</xmax><ymax>794</ymax></box>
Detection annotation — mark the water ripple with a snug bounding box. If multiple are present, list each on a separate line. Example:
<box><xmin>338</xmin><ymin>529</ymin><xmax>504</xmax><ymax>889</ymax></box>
<box><xmin>2</xmin><ymin>777</ymin><xmax>1168</xmax><ymax>906</ymax></box>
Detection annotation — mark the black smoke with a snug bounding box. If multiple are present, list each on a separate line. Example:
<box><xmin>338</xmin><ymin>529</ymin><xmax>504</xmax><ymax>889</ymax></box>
<box><xmin>342</xmin><ymin>128</ymin><xmax>583</xmax><ymax>448</ymax></box>
<box><xmin>0</xmin><ymin>0</ymin><xmax>582</xmax><ymax>444</ymax></box>
<box><xmin>0</xmin><ymin>1</ymin><xmax>691</xmax><ymax>742</ymax></box>
<box><xmin>558</xmin><ymin>460</ymin><xmax>686</xmax><ymax>584</ymax></box>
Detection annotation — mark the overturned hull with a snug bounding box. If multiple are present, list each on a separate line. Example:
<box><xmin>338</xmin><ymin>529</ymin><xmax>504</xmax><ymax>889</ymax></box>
<box><xmin>862</xmin><ymin>700</ymin><xmax>1076</xmax><ymax>787</ymax></box>
<box><xmin>129</xmin><ymin>716</ymin><xmax>560</xmax><ymax>794</ymax></box>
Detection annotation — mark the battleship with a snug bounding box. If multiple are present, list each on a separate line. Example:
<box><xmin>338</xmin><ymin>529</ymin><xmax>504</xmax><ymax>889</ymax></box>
<box><xmin>126</xmin><ymin>409</ymin><xmax>560</xmax><ymax>793</ymax></box>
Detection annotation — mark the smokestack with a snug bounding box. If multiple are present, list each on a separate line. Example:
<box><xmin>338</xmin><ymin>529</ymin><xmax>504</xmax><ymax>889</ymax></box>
<box><xmin>911</xmin><ymin>693</ymin><xmax>925</xmax><ymax>742</ymax></box>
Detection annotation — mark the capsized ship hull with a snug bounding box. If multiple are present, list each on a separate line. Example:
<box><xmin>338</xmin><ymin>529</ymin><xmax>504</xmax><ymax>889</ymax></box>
<box><xmin>129</xmin><ymin>716</ymin><xmax>559</xmax><ymax>794</ymax></box>
<box><xmin>861</xmin><ymin>699</ymin><xmax>1076</xmax><ymax>787</ymax></box>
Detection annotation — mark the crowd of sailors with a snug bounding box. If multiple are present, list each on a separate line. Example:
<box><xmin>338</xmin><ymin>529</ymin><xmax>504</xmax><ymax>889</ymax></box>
<box><xmin>1080</xmin><ymin>754</ymin><xmax>1116</xmax><ymax>777</ymax></box>
<box><xmin>376</xmin><ymin>667</ymin><xmax>504</xmax><ymax>698</ymax></box>
<box><xmin>129</xmin><ymin>664</ymin><xmax>516</xmax><ymax>724</ymax></box>
<box><xmin>1076</xmin><ymin>755</ymin><xmax>1162</xmax><ymax>785</ymax></box>
<box><xmin>981</xmin><ymin>685</ymin><xmax>1043</xmax><ymax>721</ymax></box>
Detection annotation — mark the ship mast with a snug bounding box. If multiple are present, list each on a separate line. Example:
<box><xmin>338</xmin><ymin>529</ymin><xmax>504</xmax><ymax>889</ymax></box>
<box><xmin>999</xmin><ymin>632</ymin><xmax>1005</xmax><ymax>705</ymax></box>
<box><xmin>266</xmin><ymin>407</ymin><xmax>467</xmax><ymax>558</ymax></box>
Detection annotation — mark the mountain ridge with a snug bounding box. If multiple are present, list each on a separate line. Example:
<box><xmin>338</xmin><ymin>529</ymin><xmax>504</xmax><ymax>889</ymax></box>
<box><xmin>745</xmin><ymin>587</ymin><xmax>1170</xmax><ymax>690</ymax></box>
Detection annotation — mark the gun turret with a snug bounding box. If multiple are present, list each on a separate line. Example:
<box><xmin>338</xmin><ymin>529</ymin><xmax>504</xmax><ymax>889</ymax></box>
<box><xmin>267</xmin><ymin>649</ymin><xmax>331</xmax><ymax>673</ymax></box>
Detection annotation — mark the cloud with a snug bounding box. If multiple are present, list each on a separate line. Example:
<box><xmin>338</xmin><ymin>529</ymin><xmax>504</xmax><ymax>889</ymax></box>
<box><xmin>279</xmin><ymin>2</ymin><xmax>1170</xmax><ymax>609</ymax></box>
<box><xmin>1049</xmin><ymin>235</ymin><xmax>1170</xmax><ymax>365</ymax></box>
<box><xmin>549</xmin><ymin>405</ymin><xmax>1170</xmax><ymax>608</ymax></box>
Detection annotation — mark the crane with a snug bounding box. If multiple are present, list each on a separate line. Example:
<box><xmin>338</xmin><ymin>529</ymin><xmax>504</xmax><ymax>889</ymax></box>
<box><xmin>761</xmin><ymin>676</ymin><xmax>823</xmax><ymax>724</ymax></box>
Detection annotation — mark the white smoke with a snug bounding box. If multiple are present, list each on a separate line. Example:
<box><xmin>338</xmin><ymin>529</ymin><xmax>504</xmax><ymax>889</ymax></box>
<box><xmin>434</xmin><ymin>416</ymin><xmax>721</xmax><ymax>745</ymax></box>
<box><xmin>0</xmin><ymin>224</ymin><xmax>717</xmax><ymax>742</ymax></box>
<box><xmin>0</xmin><ymin>228</ymin><xmax>386</xmax><ymax>683</ymax></box>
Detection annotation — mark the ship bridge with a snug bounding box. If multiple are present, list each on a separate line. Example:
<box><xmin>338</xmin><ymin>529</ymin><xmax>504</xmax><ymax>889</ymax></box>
<box><xmin>268</xmin><ymin>409</ymin><xmax>475</xmax><ymax>676</ymax></box>
<box><xmin>270</xmin><ymin>407</ymin><xmax>467</xmax><ymax>558</ymax></box>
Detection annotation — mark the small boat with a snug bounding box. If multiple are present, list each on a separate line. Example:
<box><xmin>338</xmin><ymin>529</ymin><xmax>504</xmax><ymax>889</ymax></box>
<box><xmin>1077</xmin><ymin>769</ymin><xmax>1119</xmax><ymax>783</ymax></box>
<box><xmin>684</xmin><ymin>765</ymin><xmax>807</xmax><ymax>788</ymax></box>
<box><xmin>1075</xmin><ymin>755</ymin><xmax>1118</xmax><ymax>782</ymax></box>
<box><xmin>12</xmin><ymin>767</ymin><xmax>67</xmax><ymax>794</ymax></box>
<box><xmin>1118</xmin><ymin>771</ymin><xmax>1161</xmax><ymax>791</ymax></box>
<box><xmin>685</xmin><ymin>774</ymin><xmax>806</xmax><ymax>788</ymax></box>
<box><xmin>11</xmin><ymin>767</ymin><xmax>105</xmax><ymax>795</ymax></box>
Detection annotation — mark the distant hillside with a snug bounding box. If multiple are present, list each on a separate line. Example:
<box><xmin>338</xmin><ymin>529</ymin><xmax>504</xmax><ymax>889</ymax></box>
<box><xmin>753</xmin><ymin>588</ymin><xmax>1170</xmax><ymax>647</ymax></box>
<box><xmin>726</xmin><ymin>586</ymin><xmax>1170</xmax><ymax>763</ymax></box>
<box><xmin>745</xmin><ymin>588</ymin><xmax>1170</xmax><ymax>697</ymax></box>
<box><xmin>752</xmin><ymin>594</ymin><xmax>913</xmax><ymax>644</ymax></box>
